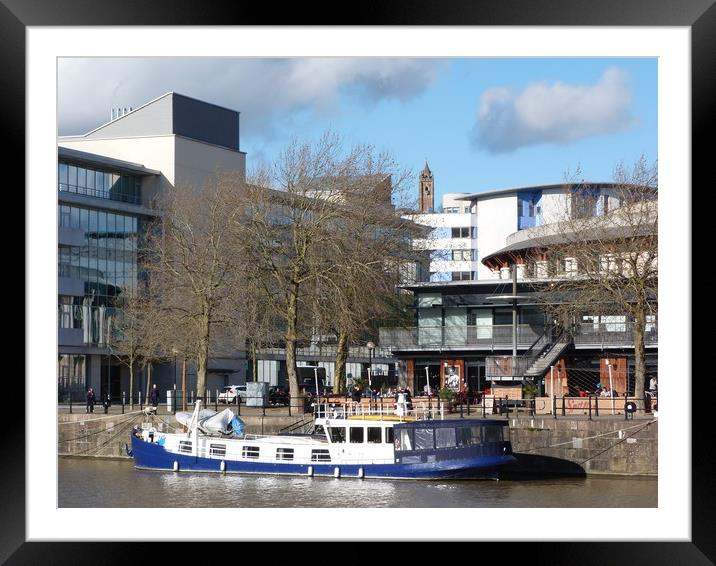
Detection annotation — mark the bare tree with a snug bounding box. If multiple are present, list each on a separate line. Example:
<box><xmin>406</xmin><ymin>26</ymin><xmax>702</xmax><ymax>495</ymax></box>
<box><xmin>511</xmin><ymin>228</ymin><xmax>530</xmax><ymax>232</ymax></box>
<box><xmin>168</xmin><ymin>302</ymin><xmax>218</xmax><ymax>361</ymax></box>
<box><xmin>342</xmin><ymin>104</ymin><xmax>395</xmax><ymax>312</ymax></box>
<box><xmin>107</xmin><ymin>287</ymin><xmax>145</xmax><ymax>408</ymax></box>
<box><xmin>529</xmin><ymin>156</ymin><xmax>657</xmax><ymax>397</ymax></box>
<box><xmin>227</xmin><ymin>132</ymin><xmax>419</xmax><ymax>401</ymax></box>
<box><xmin>144</xmin><ymin>175</ymin><xmax>242</xmax><ymax>400</ymax></box>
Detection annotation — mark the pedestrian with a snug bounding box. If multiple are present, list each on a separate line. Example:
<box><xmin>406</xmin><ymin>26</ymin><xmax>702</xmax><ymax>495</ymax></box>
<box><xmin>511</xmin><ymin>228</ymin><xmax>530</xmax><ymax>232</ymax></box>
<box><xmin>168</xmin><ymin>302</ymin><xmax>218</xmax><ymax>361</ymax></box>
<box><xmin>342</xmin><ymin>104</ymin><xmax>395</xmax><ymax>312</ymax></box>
<box><xmin>351</xmin><ymin>385</ymin><xmax>362</xmax><ymax>405</ymax></box>
<box><xmin>86</xmin><ymin>387</ymin><xmax>95</xmax><ymax>413</ymax></box>
<box><xmin>102</xmin><ymin>392</ymin><xmax>111</xmax><ymax>414</ymax></box>
<box><xmin>649</xmin><ymin>375</ymin><xmax>658</xmax><ymax>396</ymax></box>
<box><xmin>150</xmin><ymin>383</ymin><xmax>159</xmax><ymax>408</ymax></box>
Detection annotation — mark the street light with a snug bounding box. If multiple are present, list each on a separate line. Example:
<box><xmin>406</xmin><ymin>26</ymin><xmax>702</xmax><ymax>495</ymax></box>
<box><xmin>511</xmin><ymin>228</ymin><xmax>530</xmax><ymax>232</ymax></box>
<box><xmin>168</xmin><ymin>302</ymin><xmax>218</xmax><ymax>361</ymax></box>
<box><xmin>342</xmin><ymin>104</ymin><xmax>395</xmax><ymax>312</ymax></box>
<box><xmin>366</xmin><ymin>341</ymin><xmax>375</xmax><ymax>390</ymax></box>
<box><xmin>172</xmin><ymin>348</ymin><xmax>179</xmax><ymax>414</ymax></box>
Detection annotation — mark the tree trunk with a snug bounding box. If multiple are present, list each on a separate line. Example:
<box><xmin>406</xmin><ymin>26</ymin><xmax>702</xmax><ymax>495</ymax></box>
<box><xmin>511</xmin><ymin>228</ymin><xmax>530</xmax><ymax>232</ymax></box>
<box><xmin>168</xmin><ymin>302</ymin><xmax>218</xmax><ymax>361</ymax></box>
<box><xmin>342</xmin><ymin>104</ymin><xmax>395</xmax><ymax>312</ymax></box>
<box><xmin>129</xmin><ymin>362</ymin><xmax>134</xmax><ymax>409</ymax></box>
<box><xmin>633</xmin><ymin>303</ymin><xmax>647</xmax><ymax>399</ymax></box>
<box><xmin>196</xmin><ymin>309</ymin><xmax>210</xmax><ymax>401</ymax></box>
<box><xmin>285</xmin><ymin>284</ymin><xmax>300</xmax><ymax>409</ymax></box>
<box><xmin>334</xmin><ymin>329</ymin><xmax>349</xmax><ymax>394</ymax></box>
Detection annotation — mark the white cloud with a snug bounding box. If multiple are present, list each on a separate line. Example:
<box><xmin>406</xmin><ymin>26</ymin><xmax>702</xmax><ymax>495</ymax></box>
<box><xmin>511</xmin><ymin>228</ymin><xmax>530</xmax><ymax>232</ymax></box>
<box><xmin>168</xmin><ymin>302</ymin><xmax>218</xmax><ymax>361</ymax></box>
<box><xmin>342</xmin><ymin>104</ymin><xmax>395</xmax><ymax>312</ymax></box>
<box><xmin>472</xmin><ymin>68</ymin><xmax>635</xmax><ymax>153</ymax></box>
<box><xmin>58</xmin><ymin>58</ymin><xmax>445</xmax><ymax>139</ymax></box>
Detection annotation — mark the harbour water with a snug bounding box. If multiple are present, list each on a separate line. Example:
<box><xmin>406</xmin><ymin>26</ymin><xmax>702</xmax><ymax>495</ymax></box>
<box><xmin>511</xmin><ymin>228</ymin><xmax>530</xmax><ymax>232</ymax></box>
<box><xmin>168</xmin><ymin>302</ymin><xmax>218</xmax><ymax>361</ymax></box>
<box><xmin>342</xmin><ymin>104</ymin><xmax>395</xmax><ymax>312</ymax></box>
<box><xmin>59</xmin><ymin>458</ymin><xmax>657</xmax><ymax>508</ymax></box>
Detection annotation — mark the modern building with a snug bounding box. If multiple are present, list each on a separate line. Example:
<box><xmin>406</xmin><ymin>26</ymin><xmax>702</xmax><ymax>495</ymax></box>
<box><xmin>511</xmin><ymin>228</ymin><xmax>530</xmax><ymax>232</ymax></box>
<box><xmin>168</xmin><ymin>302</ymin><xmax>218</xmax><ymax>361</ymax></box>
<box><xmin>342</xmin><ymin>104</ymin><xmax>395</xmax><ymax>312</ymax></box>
<box><xmin>409</xmin><ymin>176</ymin><xmax>627</xmax><ymax>282</ymax></box>
<box><xmin>57</xmin><ymin>92</ymin><xmax>404</xmax><ymax>401</ymax></box>
<box><xmin>58</xmin><ymin>92</ymin><xmax>249</xmax><ymax>401</ymax></box>
<box><xmin>379</xmin><ymin>169</ymin><xmax>658</xmax><ymax>399</ymax></box>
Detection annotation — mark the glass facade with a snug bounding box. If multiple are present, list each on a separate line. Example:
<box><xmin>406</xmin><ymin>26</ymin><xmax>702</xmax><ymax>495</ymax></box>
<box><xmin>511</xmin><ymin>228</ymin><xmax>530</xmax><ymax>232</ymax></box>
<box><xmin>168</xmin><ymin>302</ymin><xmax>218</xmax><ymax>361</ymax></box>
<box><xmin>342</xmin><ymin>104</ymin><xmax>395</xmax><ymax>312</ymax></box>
<box><xmin>58</xmin><ymin>204</ymin><xmax>142</xmax><ymax>301</ymax></box>
<box><xmin>58</xmin><ymin>354</ymin><xmax>86</xmax><ymax>401</ymax></box>
<box><xmin>58</xmin><ymin>161</ymin><xmax>142</xmax><ymax>204</ymax></box>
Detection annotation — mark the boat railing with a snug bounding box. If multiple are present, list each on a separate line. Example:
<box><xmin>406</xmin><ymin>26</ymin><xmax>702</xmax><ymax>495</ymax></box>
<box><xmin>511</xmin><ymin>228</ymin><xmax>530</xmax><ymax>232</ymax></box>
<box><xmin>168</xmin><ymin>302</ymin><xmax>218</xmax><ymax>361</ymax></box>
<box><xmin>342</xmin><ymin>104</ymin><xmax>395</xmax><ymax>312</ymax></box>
<box><xmin>313</xmin><ymin>400</ymin><xmax>444</xmax><ymax>421</ymax></box>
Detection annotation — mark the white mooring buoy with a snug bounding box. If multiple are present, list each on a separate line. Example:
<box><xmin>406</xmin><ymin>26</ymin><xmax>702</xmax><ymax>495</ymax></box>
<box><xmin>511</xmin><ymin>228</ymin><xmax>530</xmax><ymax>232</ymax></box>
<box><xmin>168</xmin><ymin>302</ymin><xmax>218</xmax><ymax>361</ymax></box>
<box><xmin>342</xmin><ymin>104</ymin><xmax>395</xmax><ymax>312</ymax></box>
<box><xmin>334</xmin><ymin>467</ymin><xmax>340</xmax><ymax>478</ymax></box>
<box><xmin>220</xmin><ymin>461</ymin><xmax>226</xmax><ymax>473</ymax></box>
<box><xmin>307</xmin><ymin>466</ymin><xmax>314</xmax><ymax>477</ymax></box>
<box><xmin>358</xmin><ymin>467</ymin><xmax>364</xmax><ymax>478</ymax></box>
<box><xmin>173</xmin><ymin>461</ymin><xmax>179</xmax><ymax>472</ymax></box>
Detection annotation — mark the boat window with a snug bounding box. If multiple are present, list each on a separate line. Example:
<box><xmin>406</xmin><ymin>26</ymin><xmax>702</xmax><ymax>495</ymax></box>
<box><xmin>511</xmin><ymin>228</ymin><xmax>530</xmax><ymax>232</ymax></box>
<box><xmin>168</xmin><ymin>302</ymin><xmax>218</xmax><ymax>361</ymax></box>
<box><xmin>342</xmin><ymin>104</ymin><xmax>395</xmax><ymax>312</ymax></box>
<box><xmin>328</xmin><ymin>427</ymin><xmax>346</xmax><ymax>443</ymax></box>
<box><xmin>385</xmin><ymin>427</ymin><xmax>394</xmax><ymax>444</ymax></box>
<box><xmin>456</xmin><ymin>427</ymin><xmax>470</xmax><ymax>446</ymax></box>
<box><xmin>367</xmin><ymin>427</ymin><xmax>382</xmax><ymax>443</ymax></box>
<box><xmin>242</xmin><ymin>446</ymin><xmax>260</xmax><ymax>459</ymax></box>
<box><xmin>276</xmin><ymin>448</ymin><xmax>294</xmax><ymax>461</ymax></box>
<box><xmin>396</xmin><ymin>429</ymin><xmax>413</xmax><ymax>451</ymax></box>
<box><xmin>483</xmin><ymin>426</ymin><xmax>503</xmax><ymax>443</ymax></box>
<box><xmin>209</xmin><ymin>443</ymin><xmax>226</xmax><ymax>457</ymax></box>
<box><xmin>350</xmin><ymin>427</ymin><xmax>364</xmax><ymax>443</ymax></box>
<box><xmin>469</xmin><ymin>426</ymin><xmax>483</xmax><ymax>445</ymax></box>
<box><xmin>414</xmin><ymin>428</ymin><xmax>434</xmax><ymax>451</ymax></box>
<box><xmin>311</xmin><ymin>449</ymin><xmax>331</xmax><ymax>462</ymax></box>
<box><xmin>178</xmin><ymin>441</ymin><xmax>192</xmax><ymax>454</ymax></box>
<box><xmin>435</xmin><ymin>427</ymin><xmax>457</xmax><ymax>448</ymax></box>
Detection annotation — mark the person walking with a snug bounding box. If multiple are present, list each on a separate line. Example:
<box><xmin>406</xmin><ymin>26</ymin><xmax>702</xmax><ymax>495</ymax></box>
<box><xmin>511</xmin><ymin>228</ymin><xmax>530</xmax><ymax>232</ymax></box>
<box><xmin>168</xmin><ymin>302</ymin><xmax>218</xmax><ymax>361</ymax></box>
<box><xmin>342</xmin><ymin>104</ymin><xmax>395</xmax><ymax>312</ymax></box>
<box><xmin>86</xmin><ymin>387</ymin><xmax>95</xmax><ymax>413</ymax></box>
<box><xmin>150</xmin><ymin>384</ymin><xmax>159</xmax><ymax>408</ymax></box>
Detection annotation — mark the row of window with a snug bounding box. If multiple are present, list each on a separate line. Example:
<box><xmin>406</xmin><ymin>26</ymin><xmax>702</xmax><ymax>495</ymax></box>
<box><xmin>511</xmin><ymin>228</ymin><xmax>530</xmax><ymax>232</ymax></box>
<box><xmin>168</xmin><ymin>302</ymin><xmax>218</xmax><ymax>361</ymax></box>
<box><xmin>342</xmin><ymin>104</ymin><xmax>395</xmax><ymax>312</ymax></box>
<box><xmin>395</xmin><ymin>425</ymin><xmax>504</xmax><ymax>452</ymax></box>
<box><xmin>58</xmin><ymin>162</ymin><xmax>142</xmax><ymax>205</ymax></box>
<box><xmin>59</xmin><ymin>204</ymin><xmax>141</xmax><ymax>234</ymax></box>
<box><xmin>328</xmin><ymin>426</ymin><xmax>394</xmax><ymax>444</ymax></box>
<box><xmin>176</xmin><ymin>442</ymin><xmax>332</xmax><ymax>463</ymax></box>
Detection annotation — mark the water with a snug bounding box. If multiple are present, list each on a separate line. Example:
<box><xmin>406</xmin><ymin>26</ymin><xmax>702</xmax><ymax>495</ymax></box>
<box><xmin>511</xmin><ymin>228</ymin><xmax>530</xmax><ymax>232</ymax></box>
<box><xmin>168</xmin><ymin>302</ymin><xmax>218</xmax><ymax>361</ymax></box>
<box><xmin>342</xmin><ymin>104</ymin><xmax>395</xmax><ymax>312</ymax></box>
<box><xmin>58</xmin><ymin>458</ymin><xmax>657</xmax><ymax>508</ymax></box>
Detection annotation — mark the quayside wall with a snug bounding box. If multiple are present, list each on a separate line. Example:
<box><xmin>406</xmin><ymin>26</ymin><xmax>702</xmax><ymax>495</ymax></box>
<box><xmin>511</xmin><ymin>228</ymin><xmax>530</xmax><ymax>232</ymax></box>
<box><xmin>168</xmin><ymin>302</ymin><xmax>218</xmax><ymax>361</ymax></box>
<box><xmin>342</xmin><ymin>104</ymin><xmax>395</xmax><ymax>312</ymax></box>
<box><xmin>508</xmin><ymin>417</ymin><xmax>657</xmax><ymax>477</ymax></box>
<box><xmin>58</xmin><ymin>412</ymin><xmax>658</xmax><ymax>477</ymax></box>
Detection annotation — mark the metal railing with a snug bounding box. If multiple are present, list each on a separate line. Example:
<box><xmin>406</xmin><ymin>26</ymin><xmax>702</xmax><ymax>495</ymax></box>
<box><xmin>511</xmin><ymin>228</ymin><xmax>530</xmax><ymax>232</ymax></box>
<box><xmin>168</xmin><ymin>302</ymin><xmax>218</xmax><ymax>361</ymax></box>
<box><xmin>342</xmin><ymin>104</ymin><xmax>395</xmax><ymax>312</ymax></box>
<box><xmin>379</xmin><ymin>324</ymin><xmax>544</xmax><ymax>350</ymax></box>
<box><xmin>572</xmin><ymin>322</ymin><xmax>658</xmax><ymax>347</ymax></box>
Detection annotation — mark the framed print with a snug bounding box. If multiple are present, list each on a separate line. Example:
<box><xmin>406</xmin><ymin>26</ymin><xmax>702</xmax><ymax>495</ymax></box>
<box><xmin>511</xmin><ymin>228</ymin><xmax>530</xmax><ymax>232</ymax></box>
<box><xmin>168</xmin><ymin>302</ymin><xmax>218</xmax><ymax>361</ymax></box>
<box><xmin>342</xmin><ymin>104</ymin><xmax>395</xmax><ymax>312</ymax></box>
<box><xmin>8</xmin><ymin>0</ymin><xmax>710</xmax><ymax>562</ymax></box>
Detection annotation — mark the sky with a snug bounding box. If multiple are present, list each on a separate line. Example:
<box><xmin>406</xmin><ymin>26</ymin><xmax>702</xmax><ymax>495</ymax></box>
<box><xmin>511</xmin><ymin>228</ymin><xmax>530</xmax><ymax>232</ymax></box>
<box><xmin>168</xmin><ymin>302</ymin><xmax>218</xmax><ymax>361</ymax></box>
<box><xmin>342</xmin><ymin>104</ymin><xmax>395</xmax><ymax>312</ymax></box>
<box><xmin>58</xmin><ymin>57</ymin><xmax>657</xmax><ymax>205</ymax></box>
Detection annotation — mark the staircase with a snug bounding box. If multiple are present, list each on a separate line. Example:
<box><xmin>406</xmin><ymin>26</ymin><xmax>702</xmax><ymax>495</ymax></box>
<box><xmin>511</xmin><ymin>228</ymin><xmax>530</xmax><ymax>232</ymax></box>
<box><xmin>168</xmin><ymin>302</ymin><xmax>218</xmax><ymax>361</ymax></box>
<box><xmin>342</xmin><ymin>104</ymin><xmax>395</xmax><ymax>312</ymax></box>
<box><xmin>523</xmin><ymin>333</ymin><xmax>572</xmax><ymax>378</ymax></box>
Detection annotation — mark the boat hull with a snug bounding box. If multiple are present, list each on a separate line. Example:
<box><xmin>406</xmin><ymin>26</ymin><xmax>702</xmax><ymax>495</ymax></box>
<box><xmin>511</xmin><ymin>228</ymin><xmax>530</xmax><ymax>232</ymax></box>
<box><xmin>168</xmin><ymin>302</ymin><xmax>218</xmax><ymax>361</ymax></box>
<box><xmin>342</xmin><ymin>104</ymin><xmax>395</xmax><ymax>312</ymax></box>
<box><xmin>130</xmin><ymin>436</ymin><xmax>516</xmax><ymax>480</ymax></box>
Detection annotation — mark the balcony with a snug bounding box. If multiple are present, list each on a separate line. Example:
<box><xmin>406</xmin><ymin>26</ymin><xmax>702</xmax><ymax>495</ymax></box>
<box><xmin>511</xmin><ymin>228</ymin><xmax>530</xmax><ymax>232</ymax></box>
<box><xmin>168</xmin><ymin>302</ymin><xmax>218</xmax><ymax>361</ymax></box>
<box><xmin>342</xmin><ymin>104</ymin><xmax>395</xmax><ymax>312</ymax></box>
<box><xmin>572</xmin><ymin>322</ymin><xmax>658</xmax><ymax>349</ymax></box>
<box><xmin>380</xmin><ymin>322</ymin><xmax>658</xmax><ymax>352</ymax></box>
<box><xmin>379</xmin><ymin>324</ymin><xmax>544</xmax><ymax>351</ymax></box>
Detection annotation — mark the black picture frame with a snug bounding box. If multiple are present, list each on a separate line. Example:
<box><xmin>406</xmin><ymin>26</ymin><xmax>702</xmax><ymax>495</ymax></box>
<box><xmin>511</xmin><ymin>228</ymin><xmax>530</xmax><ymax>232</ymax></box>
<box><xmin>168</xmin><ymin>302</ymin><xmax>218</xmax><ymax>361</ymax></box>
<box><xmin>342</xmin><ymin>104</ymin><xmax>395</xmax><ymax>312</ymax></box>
<box><xmin>7</xmin><ymin>0</ymin><xmax>707</xmax><ymax>562</ymax></box>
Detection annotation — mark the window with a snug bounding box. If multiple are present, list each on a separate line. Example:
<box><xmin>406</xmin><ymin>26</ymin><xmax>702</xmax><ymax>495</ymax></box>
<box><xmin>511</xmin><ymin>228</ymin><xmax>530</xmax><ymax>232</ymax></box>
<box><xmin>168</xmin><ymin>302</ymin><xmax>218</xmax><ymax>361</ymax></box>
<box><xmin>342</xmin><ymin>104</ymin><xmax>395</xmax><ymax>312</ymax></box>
<box><xmin>396</xmin><ymin>429</ymin><xmax>413</xmax><ymax>451</ymax></box>
<box><xmin>414</xmin><ymin>428</ymin><xmax>434</xmax><ymax>450</ymax></box>
<box><xmin>451</xmin><ymin>249</ymin><xmax>472</xmax><ymax>261</ymax></box>
<box><xmin>178</xmin><ymin>441</ymin><xmax>192</xmax><ymax>454</ymax></box>
<box><xmin>468</xmin><ymin>426</ymin><xmax>483</xmax><ymax>445</ymax></box>
<box><xmin>385</xmin><ymin>428</ymin><xmax>394</xmax><ymax>445</ymax></box>
<box><xmin>242</xmin><ymin>446</ymin><xmax>260</xmax><ymax>459</ymax></box>
<box><xmin>311</xmin><ymin>449</ymin><xmax>331</xmax><ymax>462</ymax></box>
<box><xmin>210</xmin><ymin>444</ymin><xmax>226</xmax><ymax>457</ymax></box>
<box><xmin>329</xmin><ymin>427</ymin><xmax>346</xmax><ymax>443</ymax></box>
<box><xmin>451</xmin><ymin>271</ymin><xmax>472</xmax><ymax>281</ymax></box>
<box><xmin>451</xmin><ymin>227</ymin><xmax>470</xmax><ymax>238</ymax></box>
<box><xmin>367</xmin><ymin>427</ymin><xmax>382</xmax><ymax>444</ymax></box>
<box><xmin>483</xmin><ymin>426</ymin><xmax>503</xmax><ymax>443</ymax></box>
<box><xmin>350</xmin><ymin>427</ymin><xmax>364</xmax><ymax>443</ymax></box>
<box><xmin>435</xmin><ymin>427</ymin><xmax>457</xmax><ymax>448</ymax></box>
<box><xmin>276</xmin><ymin>447</ymin><xmax>294</xmax><ymax>461</ymax></box>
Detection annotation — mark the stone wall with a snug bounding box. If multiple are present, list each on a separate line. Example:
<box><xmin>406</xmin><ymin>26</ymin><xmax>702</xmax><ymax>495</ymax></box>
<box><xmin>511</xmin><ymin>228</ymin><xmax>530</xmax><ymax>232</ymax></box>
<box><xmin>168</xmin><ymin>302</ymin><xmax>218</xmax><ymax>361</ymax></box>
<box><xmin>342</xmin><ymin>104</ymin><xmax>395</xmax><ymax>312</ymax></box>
<box><xmin>508</xmin><ymin>417</ymin><xmax>658</xmax><ymax>476</ymax></box>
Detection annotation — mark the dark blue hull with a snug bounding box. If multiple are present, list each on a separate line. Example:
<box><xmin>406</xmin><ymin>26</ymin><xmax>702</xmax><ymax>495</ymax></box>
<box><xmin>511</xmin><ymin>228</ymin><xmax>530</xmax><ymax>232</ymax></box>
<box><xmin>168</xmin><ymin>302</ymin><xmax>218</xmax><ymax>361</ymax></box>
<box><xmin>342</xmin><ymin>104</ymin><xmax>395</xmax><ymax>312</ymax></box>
<box><xmin>130</xmin><ymin>436</ymin><xmax>516</xmax><ymax>480</ymax></box>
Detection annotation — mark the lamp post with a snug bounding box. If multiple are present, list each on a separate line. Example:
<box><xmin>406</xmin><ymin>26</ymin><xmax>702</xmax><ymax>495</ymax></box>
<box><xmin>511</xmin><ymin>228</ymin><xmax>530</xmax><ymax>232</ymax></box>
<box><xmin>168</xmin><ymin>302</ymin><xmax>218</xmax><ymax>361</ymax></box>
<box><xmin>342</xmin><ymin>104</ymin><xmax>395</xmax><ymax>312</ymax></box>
<box><xmin>367</xmin><ymin>341</ymin><xmax>375</xmax><ymax>390</ymax></box>
<box><xmin>172</xmin><ymin>348</ymin><xmax>178</xmax><ymax>414</ymax></box>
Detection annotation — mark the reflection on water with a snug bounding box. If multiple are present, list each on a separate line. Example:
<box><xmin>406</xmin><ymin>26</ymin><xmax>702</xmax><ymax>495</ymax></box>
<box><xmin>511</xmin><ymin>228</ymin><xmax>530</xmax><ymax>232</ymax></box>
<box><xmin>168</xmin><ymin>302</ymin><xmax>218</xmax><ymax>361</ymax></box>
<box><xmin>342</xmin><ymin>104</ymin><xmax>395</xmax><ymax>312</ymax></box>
<box><xmin>58</xmin><ymin>458</ymin><xmax>657</xmax><ymax>508</ymax></box>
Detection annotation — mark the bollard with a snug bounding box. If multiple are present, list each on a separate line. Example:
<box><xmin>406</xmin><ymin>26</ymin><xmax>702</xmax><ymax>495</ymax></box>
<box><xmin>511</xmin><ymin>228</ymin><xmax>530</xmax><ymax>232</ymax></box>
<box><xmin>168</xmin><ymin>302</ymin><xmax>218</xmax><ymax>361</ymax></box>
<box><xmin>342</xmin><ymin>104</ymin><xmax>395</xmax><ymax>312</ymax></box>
<box><xmin>588</xmin><ymin>395</ymin><xmax>592</xmax><ymax>420</ymax></box>
<box><xmin>122</xmin><ymin>392</ymin><xmax>125</xmax><ymax>414</ymax></box>
<box><xmin>482</xmin><ymin>396</ymin><xmax>486</xmax><ymax>418</ymax></box>
<box><xmin>553</xmin><ymin>395</ymin><xmax>557</xmax><ymax>419</ymax></box>
<box><xmin>594</xmin><ymin>395</ymin><xmax>599</xmax><ymax>417</ymax></box>
<box><xmin>561</xmin><ymin>396</ymin><xmax>566</xmax><ymax>417</ymax></box>
<box><xmin>215</xmin><ymin>389</ymin><xmax>218</xmax><ymax>412</ymax></box>
<box><xmin>624</xmin><ymin>393</ymin><xmax>628</xmax><ymax>421</ymax></box>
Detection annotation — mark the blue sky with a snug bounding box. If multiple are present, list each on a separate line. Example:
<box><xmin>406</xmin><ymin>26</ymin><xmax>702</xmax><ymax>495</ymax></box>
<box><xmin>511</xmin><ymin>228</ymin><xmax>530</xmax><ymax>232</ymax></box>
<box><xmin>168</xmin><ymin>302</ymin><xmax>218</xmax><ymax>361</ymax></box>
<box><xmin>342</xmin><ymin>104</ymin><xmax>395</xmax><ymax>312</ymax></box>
<box><xmin>58</xmin><ymin>57</ymin><xmax>657</xmax><ymax>203</ymax></box>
